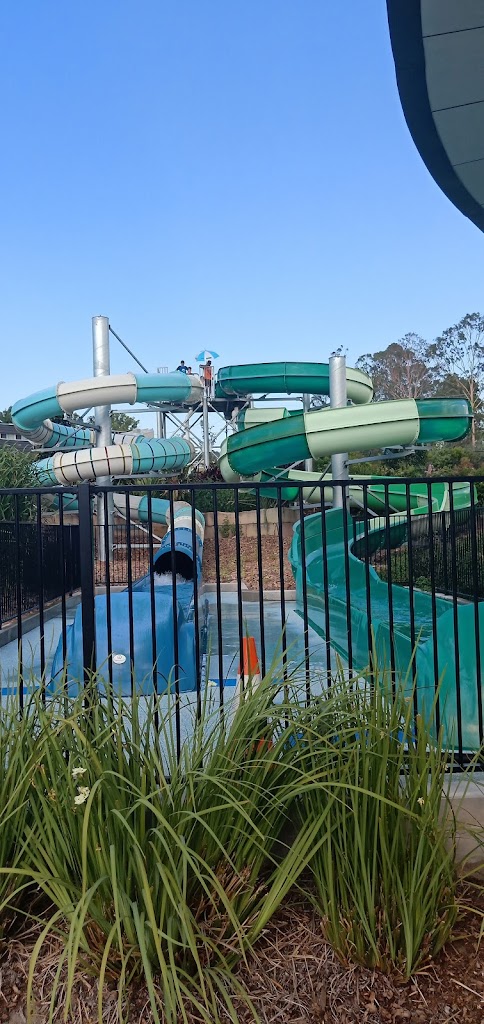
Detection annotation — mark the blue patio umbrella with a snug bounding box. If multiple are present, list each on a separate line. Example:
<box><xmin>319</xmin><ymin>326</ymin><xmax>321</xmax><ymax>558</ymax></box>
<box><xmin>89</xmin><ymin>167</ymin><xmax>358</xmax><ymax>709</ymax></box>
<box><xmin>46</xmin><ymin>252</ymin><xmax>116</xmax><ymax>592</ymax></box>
<box><xmin>195</xmin><ymin>349</ymin><xmax>219</xmax><ymax>362</ymax></box>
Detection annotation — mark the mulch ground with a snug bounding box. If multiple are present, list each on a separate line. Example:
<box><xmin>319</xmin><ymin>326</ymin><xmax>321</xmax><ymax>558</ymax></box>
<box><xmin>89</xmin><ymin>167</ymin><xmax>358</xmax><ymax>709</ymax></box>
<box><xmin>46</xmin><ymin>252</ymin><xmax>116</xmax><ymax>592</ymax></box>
<box><xmin>202</xmin><ymin>534</ymin><xmax>296</xmax><ymax>591</ymax></box>
<box><xmin>94</xmin><ymin>534</ymin><xmax>296</xmax><ymax>590</ymax></box>
<box><xmin>1</xmin><ymin>892</ymin><xmax>483</xmax><ymax>1023</ymax></box>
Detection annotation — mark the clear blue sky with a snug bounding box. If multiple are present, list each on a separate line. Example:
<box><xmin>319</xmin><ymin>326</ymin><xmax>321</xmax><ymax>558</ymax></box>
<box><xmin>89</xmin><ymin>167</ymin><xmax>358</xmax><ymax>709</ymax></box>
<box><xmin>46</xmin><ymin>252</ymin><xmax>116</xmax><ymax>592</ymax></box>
<box><xmin>1</xmin><ymin>1</ymin><xmax>483</xmax><ymax>412</ymax></box>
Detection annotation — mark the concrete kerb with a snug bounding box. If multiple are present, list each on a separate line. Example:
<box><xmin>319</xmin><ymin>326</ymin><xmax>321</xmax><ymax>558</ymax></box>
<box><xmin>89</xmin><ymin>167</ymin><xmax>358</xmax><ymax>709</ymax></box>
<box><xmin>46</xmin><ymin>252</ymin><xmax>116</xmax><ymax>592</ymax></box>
<box><xmin>447</xmin><ymin>772</ymin><xmax>484</xmax><ymax>876</ymax></box>
<box><xmin>202</xmin><ymin>582</ymin><xmax>295</xmax><ymax>602</ymax></box>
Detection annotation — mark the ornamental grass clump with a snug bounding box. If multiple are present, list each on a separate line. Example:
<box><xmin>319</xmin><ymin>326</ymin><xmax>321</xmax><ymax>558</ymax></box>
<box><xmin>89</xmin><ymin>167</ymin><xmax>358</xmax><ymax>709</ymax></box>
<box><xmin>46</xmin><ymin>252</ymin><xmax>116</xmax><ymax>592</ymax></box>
<box><xmin>0</xmin><ymin>689</ymin><xmax>45</xmax><ymax>928</ymax></box>
<box><xmin>0</xmin><ymin>656</ymin><xmax>474</xmax><ymax>1020</ymax></box>
<box><xmin>22</xmin><ymin>675</ymin><xmax>344</xmax><ymax>1024</ymax></box>
<box><xmin>295</xmin><ymin>663</ymin><xmax>459</xmax><ymax>978</ymax></box>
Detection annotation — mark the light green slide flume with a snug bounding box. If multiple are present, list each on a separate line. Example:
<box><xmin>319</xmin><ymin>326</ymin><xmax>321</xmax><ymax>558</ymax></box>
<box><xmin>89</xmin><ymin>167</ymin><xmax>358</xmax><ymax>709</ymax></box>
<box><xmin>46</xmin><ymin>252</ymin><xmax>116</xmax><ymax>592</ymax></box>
<box><xmin>218</xmin><ymin>363</ymin><xmax>471</xmax><ymax>513</ymax></box>
<box><xmin>11</xmin><ymin>371</ymin><xmax>204</xmax><ymax>527</ymax></box>
<box><xmin>217</xmin><ymin>361</ymin><xmax>480</xmax><ymax>749</ymax></box>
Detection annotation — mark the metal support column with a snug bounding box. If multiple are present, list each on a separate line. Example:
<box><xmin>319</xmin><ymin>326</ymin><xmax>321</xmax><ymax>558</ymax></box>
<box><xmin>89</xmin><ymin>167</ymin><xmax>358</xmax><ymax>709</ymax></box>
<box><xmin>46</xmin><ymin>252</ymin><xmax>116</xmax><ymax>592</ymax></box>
<box><xmin>92</xmin><ymin>315</ymin><xmax>113</xmax><ymax>560</ymax></box>
<box><xmin>329</xmin><ymin>354</ymin><xmax>348</xmax><ymax>509</ymax></box>
<box><xmin>302</xmin><ymin>392</ymin><xmax>313</xmax><ymax>472</ymax></box>
<box><xmin>202</xmin><ymin>387</ymin><xmax>210</xmax><ymax>468</ymax></box>
<box><xmin>155</xmin><ymin>408</ymin><xmax>166</xmax><ymax>438</ymax></box>
<box><xmin>156</xmin><ymin>367</ymin><xmax>167</xmax><ymax>439</ymax></box>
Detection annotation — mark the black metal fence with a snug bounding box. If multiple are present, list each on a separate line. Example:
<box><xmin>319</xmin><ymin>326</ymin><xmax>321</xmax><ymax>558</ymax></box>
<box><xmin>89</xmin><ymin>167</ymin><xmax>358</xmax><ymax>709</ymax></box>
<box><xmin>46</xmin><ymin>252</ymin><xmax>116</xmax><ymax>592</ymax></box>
<box><xmin>1</xmin><ymin>478</ymin><xmax>484</xmax><ymax>766</ymax></box>
<box><xmin>353</xmin><ymin>507</ymin><xmax>484</xmax><ymax>600</ymax></box>
<box><xmin>0</xmin><ymin>518</ymin><xmax>81</xmax><ymax>627</ymax></box>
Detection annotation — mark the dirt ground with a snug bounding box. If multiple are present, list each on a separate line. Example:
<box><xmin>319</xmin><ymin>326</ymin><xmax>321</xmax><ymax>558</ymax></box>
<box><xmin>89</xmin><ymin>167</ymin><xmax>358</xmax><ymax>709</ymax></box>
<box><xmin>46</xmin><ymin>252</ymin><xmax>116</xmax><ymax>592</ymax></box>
<box><xmin>202</xmin><ymin>533</ymin><xmax>296</xmax><ymax>591</ymax></box>
<box><xmin>1</xmin><ymin>893</ymin><xmax>483</xmax><ymax>1023</ymax></box>
<box><xmin>95</xmin><ymin>533</ymin><xmax>296</xmax><ymax>591</ymax></box>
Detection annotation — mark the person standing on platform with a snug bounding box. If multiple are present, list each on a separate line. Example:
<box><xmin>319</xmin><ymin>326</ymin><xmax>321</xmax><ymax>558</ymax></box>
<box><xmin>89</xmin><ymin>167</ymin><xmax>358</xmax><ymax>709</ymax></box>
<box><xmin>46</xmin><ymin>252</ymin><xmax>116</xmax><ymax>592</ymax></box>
<box><xmin>176</xmin><ymin>360</ymin><xmax>188</xmax><ymax>374</ymax></box>
<box><xmin>203</xmin><ymin>359</ymin><xmax>213</xmax><ymax>393</ymax></box>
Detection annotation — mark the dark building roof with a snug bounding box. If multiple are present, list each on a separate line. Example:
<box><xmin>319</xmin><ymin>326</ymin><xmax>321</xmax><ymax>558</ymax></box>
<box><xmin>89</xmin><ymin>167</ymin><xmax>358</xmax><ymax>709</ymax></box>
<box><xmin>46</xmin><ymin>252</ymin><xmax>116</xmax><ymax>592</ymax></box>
<box><xmin>387</xmin><ymin>0</ymin><xmax>484</xmax><ymax>232</ymax></box>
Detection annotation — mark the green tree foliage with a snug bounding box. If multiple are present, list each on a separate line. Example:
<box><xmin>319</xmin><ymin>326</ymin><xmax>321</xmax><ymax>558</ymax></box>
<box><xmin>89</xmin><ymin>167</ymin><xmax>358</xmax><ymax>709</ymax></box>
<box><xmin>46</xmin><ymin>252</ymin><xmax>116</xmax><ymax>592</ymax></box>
<box><xmin>356</xmin><ymin>334</ymin><xmax>434</xmax><ymax>401</ymax></box>
<box><xmin>0</xmin><ymin>446</ymin><xmax>36</xmax><ymax>520</ymax></box>
<box><xmin>110</xmin><ymin>412</ymin><xmax>140</xmax><ymax>433</ymax></box>
<box><xmin>427</xmin><ymin>312</ymin><xmax>484</xmax><ymax>447</ymax></box>
<box><xmin>0</xmin><ymin>407</ymin><xmax>12</xmax><ymax>423</ymax></box>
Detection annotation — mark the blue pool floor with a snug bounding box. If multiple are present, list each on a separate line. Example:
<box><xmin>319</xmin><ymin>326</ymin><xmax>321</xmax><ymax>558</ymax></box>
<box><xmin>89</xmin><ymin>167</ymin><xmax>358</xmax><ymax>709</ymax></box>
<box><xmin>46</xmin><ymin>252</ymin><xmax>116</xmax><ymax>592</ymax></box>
<box><xmin>0</xmin><ymin>595</ymin><xmax>342</xmax><ymax>768</ymax></box>
<box><xmin>0</xmin><ymin>594</ymin><xmax>337</xmax><ymax>701</ymax></box>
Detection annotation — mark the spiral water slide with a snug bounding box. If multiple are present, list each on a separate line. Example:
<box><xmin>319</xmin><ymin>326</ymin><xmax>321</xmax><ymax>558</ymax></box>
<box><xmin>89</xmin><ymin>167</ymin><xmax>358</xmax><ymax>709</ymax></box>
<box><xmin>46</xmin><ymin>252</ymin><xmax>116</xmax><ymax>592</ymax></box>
<box><xmin>215</xmin><ymin>362</ymin><xmax>483</xmax><ymax>749</ymax></box>
<box><xmin>12</xmin><ymin>362</ymin><xmax>477</xmax><ymax>713</ymax></box>
<box><xmin>217</xmin><ymin>362</ymin><xmax>471</xmax><ymax>513</ymax></box>
<box><xmin>12</xmin><ymin>372</ymin><xmax>206</xmax><ymax>693</ymax></box>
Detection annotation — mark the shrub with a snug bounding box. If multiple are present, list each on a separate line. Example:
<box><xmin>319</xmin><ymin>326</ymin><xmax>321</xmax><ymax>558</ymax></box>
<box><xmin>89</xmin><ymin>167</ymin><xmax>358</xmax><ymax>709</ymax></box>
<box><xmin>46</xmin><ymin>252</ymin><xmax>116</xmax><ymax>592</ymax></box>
<box><xmin>0</xmin><ymin>692</ymin><xmax>46</xmax><ymax>927</ymax></box>
<box><xmin>22</xmin><ymin>677</ymin><xmax>344</xmax><ymax>1023</ymax></box>
<box><xmin>295</xmin><ymin>666</ymin><xmax>458</xmax><ymax>978</ymax></box>
<box><xmin>0</xmin><ymin>658</ymin><xmax>476</xmax><ymax>1017</ymax></box>
<box><xmin>0</xmin><ymin>446</ymin><xmax>36</xmax><ymax>520</ymax></box>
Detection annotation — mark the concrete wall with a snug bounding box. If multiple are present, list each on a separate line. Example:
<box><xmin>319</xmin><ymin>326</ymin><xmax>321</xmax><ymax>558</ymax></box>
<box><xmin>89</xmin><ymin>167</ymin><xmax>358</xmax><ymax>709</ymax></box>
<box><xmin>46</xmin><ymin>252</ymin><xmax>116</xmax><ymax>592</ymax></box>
<box><xmin>45</xmin><ymin>507</ymin><xmax>299</xmax><ymax>541</ymax></box>
<box><xmin>203</xmin><ymin>508</ymin><xmax>299</xmax><ymax>540</ymax></box>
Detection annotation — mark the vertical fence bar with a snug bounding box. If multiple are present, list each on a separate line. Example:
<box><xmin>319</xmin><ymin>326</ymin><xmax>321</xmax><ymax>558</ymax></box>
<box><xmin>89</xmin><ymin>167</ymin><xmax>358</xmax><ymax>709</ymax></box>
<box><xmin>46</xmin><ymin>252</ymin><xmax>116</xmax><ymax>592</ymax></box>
<box><xmin>124</xmin><ymin>492</ymin><xmax>135</xmax><ymax>697</ymax></box>
<box><xmin>448</xmin><ymin>485</ymin><xmax>463</xmax><ymax>762</ymax></box>
<box><xmin>233</xmin><ymin>487</ymin><xmax>245</xmax><ymax>697</ymax></box>
<box><xmin>146</xmin><ymin>491</ymin><xmax>158</xmax><ymax>724</ymax></box>
<box><xmin>58</xmin><ymin>497</ymin><xmax>67</xmax><ymax>664</ymax></box>
<box><xmin>340</xmin><ymin>484</ymin><xmax>353</xmax><ymax>676</ymax></box>
<box><xmin>404</xmin><ymin>485</ymin><xmax>418</xmax><ymax>717</ymax></box>
<box><xmin>255</xmin><ymin>488</ymin><xmax>266</xmax><ymax>678</ymax></box>
<box><xmin>297</xmin><ymin>487</ymin><xmax>311</xmax><ymax>704</ymax></box>
<box><xmin>212</xmin><ymin>487</ymin><xmax>225</xmax><ymax>709</ymax></box>
<box><xmin>103</xmin><ymin>490</ymin><xmax>113</xmax><ymax>689</ymax></box>
<box><xmin>14</xmin><ymin>495</ymin><xmax>23</xmax><ymax>708</ymax></box>
<box><xmin>362</xmin><ymin>484</ymin><xmax>373</xmax><ymax>671</ymax></box>
<box><xmin>276</xmin><ymin>485</ymin><xmax>288</xmax><ymax>685</ymax></box>
<box><xmin>168</xmin><ymin>489</ymin><xmax>181</xmax><ymax>759</ymax></box>
<box><xmin>78</xmin><ymin>483</ymin><xmax>96</xmax><ymax>692</ymax></box>
<box><xmin>441</xmin><ymin>512</ymin><xmax>449</xmax><ymax>595</ymax></box>
<box><xmin>383</xmin><ymin>483</ymin><xmax>396</xmax><ymax>687</ymax></box>
<box><xmin>36</xmin><ymin>493</ymin><xmax>46</xmax><ymax>690</ymax></box>
<box><xmin>426</xmin><ymin>484</ymin><xmax>441</xmax><ymax>736</ymax></box>
<box><xmin>469</xmin><ymin>484</ymin><xmax>483</xmax><ymax>746</ymax></box>
<box><xmin>190</xmin><ymin>489</ymin><xmax>202</xmax><ymax>717</ymax></box>
<box><xmin>319</xmin><ymin>485</ymin><xmax>332</xmax><ymax>685</ymax></box>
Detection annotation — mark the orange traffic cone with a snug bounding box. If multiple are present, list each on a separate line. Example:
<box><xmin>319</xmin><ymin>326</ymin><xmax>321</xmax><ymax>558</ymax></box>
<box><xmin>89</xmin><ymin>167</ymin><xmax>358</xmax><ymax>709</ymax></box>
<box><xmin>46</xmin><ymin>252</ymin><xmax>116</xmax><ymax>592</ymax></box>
<box><xmin>235</xmin><ymin>637</ymin><xmax>261</xmax><ymax>704</ymax></box>
<box><xmin>235</xmin><ymin>638</ymin><xmax>273</xmax><ymax>757</ymax></box>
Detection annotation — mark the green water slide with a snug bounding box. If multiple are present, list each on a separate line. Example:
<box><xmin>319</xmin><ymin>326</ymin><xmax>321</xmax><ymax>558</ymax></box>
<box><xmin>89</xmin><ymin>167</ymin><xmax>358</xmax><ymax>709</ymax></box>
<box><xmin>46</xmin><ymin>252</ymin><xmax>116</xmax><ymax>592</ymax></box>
<box><xmin>218</xmin><ymin>362</ymin><xmax>471</xmax><ymax>512</ymax></box>
<box><xmin>216</xmin><ymin>361</ymin><xmax>481</xmax><ymax>747</ymax></box>
<box><xmin>289</xmin><ymin>508</ymin><xmax>483</xmax><ymax>750</ymax></box>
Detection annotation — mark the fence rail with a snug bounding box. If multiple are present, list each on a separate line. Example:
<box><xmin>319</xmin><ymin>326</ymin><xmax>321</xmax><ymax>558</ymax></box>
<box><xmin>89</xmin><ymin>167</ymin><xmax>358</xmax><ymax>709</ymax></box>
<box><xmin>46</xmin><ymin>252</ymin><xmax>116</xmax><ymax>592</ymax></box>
<box><xmin>0</xmin><ymin>478</ymin><xmax>483</xmax><ymax>766</ymax></box>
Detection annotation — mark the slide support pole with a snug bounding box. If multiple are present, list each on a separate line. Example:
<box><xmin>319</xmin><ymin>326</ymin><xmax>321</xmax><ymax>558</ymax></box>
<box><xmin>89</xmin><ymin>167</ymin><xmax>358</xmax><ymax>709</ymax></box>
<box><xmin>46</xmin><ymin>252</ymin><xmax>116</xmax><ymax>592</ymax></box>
<box><xmin>329</xmin><ymin>354</ymin><xmax>348</xmax><ymax>509</ymax></box>
<box><xmin>303</xmin><ymin>392</ymin><xmax>313</xmax><ymax>472</ymax></box>
<box><xmin>202</xmin><ymin>387</ymin><xmax>210</xmax><ymax>468</ymax></box>
<box><xmin>92</xmin><ymin>315</ymin><xmax>113</xmax><ymax>561</ymax></box>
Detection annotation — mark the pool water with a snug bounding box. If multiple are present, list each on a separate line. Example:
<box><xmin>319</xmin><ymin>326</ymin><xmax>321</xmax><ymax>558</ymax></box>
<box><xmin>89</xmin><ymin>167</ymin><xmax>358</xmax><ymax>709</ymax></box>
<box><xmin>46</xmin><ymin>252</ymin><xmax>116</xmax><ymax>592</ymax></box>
<box><xmin>0</xmin><ymin>594</ymin><xmax>336</xmax><ymax>698</ymax></box>
<box><xmin>205</xmin><ymin>593</ymin><xmax>332</xmax><ymax>688</ymax></box>
<box><xmin>0</xmin><ymin>615</ymin><xmax>76</xmax><ymax>691</ymax></box>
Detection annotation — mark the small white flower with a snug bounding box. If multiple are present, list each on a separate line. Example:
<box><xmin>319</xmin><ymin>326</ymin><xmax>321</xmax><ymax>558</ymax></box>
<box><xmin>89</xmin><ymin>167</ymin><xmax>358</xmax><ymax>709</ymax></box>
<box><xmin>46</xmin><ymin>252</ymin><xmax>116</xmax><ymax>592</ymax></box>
<box><xmin>72</xmin><ymin>767</ymin><xmax>87</xmax><ymax>778</ymax></box>
<box><xmin>74</xmin><ymin>786</ymin><xmax>90</xmax><ymax>806</ymax></box>
<box><xmin>417</xmin><ymin>797</ymin><xmax>425</xmax><ymax>807</ymax></box>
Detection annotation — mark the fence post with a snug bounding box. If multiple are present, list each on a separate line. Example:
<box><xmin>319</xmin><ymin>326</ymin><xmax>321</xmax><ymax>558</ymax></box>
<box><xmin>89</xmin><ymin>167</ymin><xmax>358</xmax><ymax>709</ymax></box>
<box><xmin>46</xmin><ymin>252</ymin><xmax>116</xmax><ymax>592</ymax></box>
<box><xmin>78</xmin><ymin>483</ymin><xmax>96</xmax><ymax>688</ymax></box>
<box><xmin>441</xmin><ymin>511</ymin><xmax>449</xmax><ymax>594</ymax></box>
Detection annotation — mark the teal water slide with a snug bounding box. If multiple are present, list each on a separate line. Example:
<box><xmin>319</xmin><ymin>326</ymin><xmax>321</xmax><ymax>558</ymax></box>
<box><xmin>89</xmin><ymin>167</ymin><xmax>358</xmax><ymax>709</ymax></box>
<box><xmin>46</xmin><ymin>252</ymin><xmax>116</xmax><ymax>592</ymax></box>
<box><xmin>217</xmin><ymin>361</ymin><xmax>471</xmax><ymax>512</ymax></box>
<box><xmin>217</xmin><ymin>361</ymin><xmax>481</xmax><ymax>748</ymax></box>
